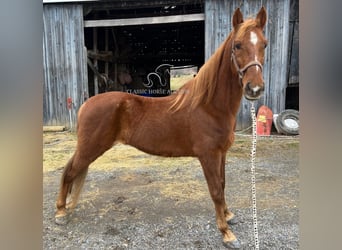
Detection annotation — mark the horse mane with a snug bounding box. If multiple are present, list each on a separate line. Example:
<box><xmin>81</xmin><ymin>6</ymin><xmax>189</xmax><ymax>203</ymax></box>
<box><xmin>169</xmin><ymin>19</ymin><xmax>258</xmax><ymax>112</ymax></box>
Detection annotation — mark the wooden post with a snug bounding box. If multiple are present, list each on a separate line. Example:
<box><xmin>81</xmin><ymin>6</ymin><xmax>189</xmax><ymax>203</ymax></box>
<box><xmin>112</xmin><ymin>28</ymin><xmax>118</xmax><ymax>86</ymax></box>
<box><xmin>93</xmin><ymin>27</ymin><xmax>98</xmax><ymax>95</ymax></box>
<box><xmin>105</xmin><ymin>28</ymin><xmax>109</xmax><ymax>76</ymax></box>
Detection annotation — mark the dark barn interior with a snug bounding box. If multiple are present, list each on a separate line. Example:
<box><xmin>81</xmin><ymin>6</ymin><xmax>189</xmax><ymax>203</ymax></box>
<box><xmin>83</xmin><ymin>2</ymin><xmax>205</xmax><ymax>97</ymax></box>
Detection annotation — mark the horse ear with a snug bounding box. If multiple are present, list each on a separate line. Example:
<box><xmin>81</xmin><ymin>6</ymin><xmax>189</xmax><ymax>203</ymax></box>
<box><xmin>232</xmin><ymin>8</ymin><xmax>244</xmax><ymax>30</ymax></box>
<box><xmin>256</xmin><ymin>6</ymin><xmax>267</xmax><ymax>29</ymax></box>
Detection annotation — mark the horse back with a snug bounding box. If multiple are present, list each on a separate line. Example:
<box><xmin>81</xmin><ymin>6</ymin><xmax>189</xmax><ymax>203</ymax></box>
<box><xmin>76</xmin><ymin>92</ymin><xmax>195</xmax><ymax>157</ymax></box>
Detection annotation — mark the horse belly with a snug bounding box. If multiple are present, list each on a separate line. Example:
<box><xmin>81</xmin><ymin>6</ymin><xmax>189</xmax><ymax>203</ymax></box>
<box><xmin>128</xmin><ymin>114</ymin><xmax>194</xmax><ymax>157</ymax></box>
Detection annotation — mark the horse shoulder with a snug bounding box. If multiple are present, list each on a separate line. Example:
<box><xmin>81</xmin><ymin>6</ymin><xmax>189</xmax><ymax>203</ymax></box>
<box><xmin>189</xmin><ymin>107</ymin><xmax>236</xmax><ymax>154</ymax></box>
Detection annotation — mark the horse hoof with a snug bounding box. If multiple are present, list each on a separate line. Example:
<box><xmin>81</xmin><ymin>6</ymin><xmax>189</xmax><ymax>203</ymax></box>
<box><xmin>223</xmin><ymin>239</ymin><xmax>241</xmax><ymax>249</ymax></box>
<box><xmin>227</xmin><ymin>216</ymin><xmax>239</xmax><ymax>225</ymax></box>
<box><xmin>55</xmin><ymin>214</ymin><xmax>69</xmax><ymax>225</ymax></box>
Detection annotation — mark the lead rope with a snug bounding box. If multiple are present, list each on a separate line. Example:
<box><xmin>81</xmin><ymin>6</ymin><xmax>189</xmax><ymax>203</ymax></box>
<box><xmin>250</xmin><ymin>101</ymin><xmax>260</xmax><ymax>250</ymax></box>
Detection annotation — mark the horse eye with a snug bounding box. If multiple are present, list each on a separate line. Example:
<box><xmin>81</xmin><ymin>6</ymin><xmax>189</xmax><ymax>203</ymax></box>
<box><xmin>234</xmin><ymin>43</ymin><xmax>242</xmax><ymax>50</ymax></box>
<box><xmin>264</xmin><ymin>42</ymin><xmax>268</xmax><ymax>49</ymax></box>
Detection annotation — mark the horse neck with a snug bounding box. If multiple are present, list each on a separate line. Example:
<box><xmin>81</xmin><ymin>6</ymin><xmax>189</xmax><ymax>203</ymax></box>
<box><xmin>206</xmin><ymin>36</ymin><xmax>243</xmax><ymax>117</ymax></box>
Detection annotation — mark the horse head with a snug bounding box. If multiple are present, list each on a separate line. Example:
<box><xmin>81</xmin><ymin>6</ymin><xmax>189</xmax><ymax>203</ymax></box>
<box><xmin>231</xmin><ymin>7</ymin><xmax>267</xmax><ymax>101</ymax></box>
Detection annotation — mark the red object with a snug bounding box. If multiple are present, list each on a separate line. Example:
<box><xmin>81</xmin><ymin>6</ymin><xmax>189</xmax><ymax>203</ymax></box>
<box><xmin>256</xmin><ymin>105</ymin><xmax>273</xmax><ymax>136</ymax></box>
<box><xmin>67</xmin><ymin>97</ymin><xmax>73</xmax><ymax>110</ymax></box>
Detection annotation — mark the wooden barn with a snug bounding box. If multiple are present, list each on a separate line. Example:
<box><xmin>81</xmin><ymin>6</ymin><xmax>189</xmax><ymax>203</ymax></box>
<box><xmin>43</xmin><ymin>0</ymin><xmax>299</xmax><ymax>130</ymax></box>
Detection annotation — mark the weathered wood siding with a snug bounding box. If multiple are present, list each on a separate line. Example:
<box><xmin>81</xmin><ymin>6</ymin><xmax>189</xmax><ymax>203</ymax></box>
<box><xmin>288</xmin><ymin>0</ymin><xmax>299</xmax><ymax>85</ymax></box>
<box><xmin>205</xmin><ymin>0</ymin><xmax>290</xmax><ymax>130</ymax></box>
<box><xmin>43</xmin><ymin>4</ymin><xmax>88</xmax><ymax>129</ymax></box>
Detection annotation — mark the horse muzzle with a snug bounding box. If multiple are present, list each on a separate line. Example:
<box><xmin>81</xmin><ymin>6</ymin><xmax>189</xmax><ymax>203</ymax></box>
<box><xmin>231</xmin><ymin>55</ymin><xmax>265</xmax><ymax>100</ymax></box>
<box><xmin>243</xmin><ymin>81</ymin><xmax>264</xmax><ymax>100</ymax></box>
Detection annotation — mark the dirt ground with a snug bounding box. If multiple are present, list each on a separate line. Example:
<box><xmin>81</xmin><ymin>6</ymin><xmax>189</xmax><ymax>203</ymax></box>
<box><xmin>43</xmin><ymin>131</ymin><xmax>299</xmax><ymax>249</ymax></box>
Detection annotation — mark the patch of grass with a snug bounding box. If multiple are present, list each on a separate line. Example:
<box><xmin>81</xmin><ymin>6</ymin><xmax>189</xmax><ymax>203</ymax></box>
<box><xmin>43</xmin><ymin>132</ymin><xmax>299</xmax><ymax>174</ymax></box>
<box><xmin>170</xmin><ymin>75</ymin><xmax>193</xmax><ymax>90</ymax></box>
<box><xmin>158</xmin><ymin>180</ymin><xmax>207</xmax><ymax>202</ymax></box>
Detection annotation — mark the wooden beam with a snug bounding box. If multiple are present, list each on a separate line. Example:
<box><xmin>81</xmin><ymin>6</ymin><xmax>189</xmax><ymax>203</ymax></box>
<box><xmin>43</xmin><ymin>126</ymin><xmax>66</xmax><ymax>132</ymax></box>
<box><xmin>84</xmin><ymin>0</ymin><xmax>203</xmax><ymax>11</ymax></box>
<box><xmin>105</xmin><ymin>28</ymin><xmax>109</xmax><ymax>75</ymax></box>
<box><xmin>84</xmin><ymin>13</ymin><xmax>205</xmax><ymax>28</ymax></box>
<box><xmin>87</xmin><ymin>50</ymin><xmax>113</xmax><ymax>62</ymax></box>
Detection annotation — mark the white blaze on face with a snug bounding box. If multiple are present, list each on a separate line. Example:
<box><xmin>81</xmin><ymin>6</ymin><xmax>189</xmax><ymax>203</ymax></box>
<box><xmin>250</xmin><ymin>31</ymin><xmax>258</xmax><ymax>45</ymax></box>
<box><xmin>250</xmin><ymin>31</ymin><xmax>260</xmax><ymax>72</ymax></box>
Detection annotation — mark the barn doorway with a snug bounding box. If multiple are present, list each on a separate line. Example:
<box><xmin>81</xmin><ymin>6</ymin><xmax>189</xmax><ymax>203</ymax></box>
<box><xmin>83</xmin><ymin>3</ymin><xmax>205</xmax><ymax>97</ymax></box>
<box><xmin>285</xmin><ymin>0</ymin><xmax>299</xmax><ymax>110</ymax></box>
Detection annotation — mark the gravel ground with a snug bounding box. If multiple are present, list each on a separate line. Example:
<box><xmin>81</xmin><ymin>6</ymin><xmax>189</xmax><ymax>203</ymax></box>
<box><xmin>43</xmin><ymin>132</ymin><xmax>299</xmax><ymax>249</ymax></box>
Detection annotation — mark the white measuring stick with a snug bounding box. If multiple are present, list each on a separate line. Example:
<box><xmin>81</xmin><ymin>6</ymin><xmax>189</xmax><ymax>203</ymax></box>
<box><xmin>250</xmin><ymin>101</ymin><xmax>259</xmax><ymax>250</ymax></box>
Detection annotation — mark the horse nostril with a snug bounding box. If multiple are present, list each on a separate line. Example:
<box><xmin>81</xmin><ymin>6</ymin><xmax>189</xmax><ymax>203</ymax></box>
<box><xmin>246</xmin><ymin>82</ymin><xmax>253</xmax><ymax>92</ymax></box>
<box><xmin>260</xmin><ymin>84</ymin><xmax>264</xmax><ymax>92</ymax></box>
<box><xmin>246</xmin><ymin>82</ymin><xmax>264</xmax><ymax>95</ymax></box>
<box><xmin>246</xmin><ymin>82</ymin><xmax>254</xmax><ymax>92</ymax></box>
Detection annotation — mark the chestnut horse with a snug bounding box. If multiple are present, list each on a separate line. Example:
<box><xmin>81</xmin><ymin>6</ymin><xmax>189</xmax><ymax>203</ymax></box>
<box><xmin>55</xmin><ymin>7</ymin><xmax>267</xmax><ymax>249</ymax></box>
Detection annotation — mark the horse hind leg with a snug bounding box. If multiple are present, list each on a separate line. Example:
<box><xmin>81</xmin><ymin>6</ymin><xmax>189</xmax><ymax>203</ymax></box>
<box><xmin>66</xmin><ymin>167</ymin><xmax>88</xmax><ymax>211</ymax></box>
<box><xmin>55</xmin><ymin>109</ymin><xmax>121</xmax><ymax>224</ymax></box>
<box><xmin>55</xmin><ymin>153</ymin><xmax>91</xmax><ymax>225</ymax></box>
<box><xmin>55</xmin><ymin>156</ymin><xmax>74</xmax><ymax>224</ymax></box>
<box><xmin>55</xmin><ymin>134</ymin><xmax>116</xmax><ymax>225</ymax></box>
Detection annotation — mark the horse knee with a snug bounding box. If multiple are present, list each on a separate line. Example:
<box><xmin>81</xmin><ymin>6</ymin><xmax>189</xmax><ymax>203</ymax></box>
<box><xmin>210</xmin><ymin>187</ymin><xmax>224</xmax><ymax>204</ymax></box>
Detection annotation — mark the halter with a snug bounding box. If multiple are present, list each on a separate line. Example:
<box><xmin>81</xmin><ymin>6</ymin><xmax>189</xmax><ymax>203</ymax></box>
<box><xmin>231</xmin><ymin>44</ymin><xmax>263</xmax><ymax>84</ymax></box>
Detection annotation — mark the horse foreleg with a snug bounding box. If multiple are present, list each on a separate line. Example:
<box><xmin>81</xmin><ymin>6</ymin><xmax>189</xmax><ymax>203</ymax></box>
<box><xmin>199</xmin><ymin>153</ymin><xmax>241</xmax><ymax>249</ymax></box>
<box><xmin>220</xmin><ymin>153</ymin><xmax>237</xmax><ymax>224</ymax></box>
